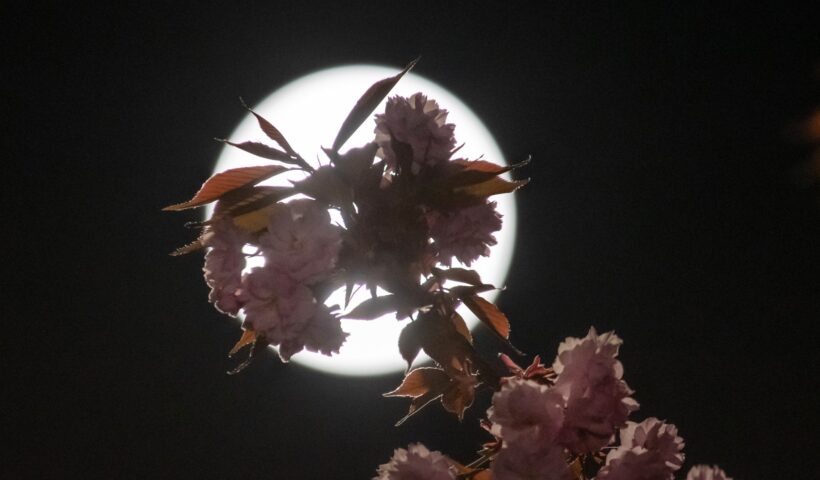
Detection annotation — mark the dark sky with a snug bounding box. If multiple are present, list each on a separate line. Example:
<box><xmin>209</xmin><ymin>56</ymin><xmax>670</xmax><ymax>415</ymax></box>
<box><xmin>8</xmin><ymin>2</ymin><xmax>820</xmax><ymax>479</ymax></box>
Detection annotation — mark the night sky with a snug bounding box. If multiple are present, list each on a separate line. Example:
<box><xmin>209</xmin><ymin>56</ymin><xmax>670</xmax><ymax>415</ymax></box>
<box><xmin>8</xmin><ymin>2</ymin><xmax>820</xmax><ymax>479</ymax></box>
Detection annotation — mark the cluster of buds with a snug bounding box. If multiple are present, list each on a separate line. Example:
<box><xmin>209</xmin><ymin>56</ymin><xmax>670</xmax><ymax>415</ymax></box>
<box><xmin>168</xmin><ymin>61</ymin><xmax>729</xmax><ymax>479</ymax></box>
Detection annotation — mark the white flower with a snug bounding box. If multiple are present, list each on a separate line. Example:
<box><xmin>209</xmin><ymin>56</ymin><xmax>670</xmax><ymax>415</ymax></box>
<box><xmin>374</xmin><ymin>443</ymin><xmax>456</xmax><ymax>480</ymax></box>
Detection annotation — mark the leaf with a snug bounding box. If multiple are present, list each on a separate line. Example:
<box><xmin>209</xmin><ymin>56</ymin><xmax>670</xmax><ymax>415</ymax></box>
<box><xmin>212</xmin><ymin>186</ymin><xmax>295</xmax><ymax>221</ymax></box>
<box><xmin>217</xmin><ymin>139</ymin><xmax>299</xmax><ymax>164</ymax></box>
<box><xmin>331</xmin><ymin>57</ymin><xmax>419</xmax><ymax>152</ymax></box>
<box><xmin>398</xmin><ymin>321</ymin><xmax>422</xmax><ymax>369</ymax></box>
<box><xmin>415</xmin><ymin>310</ymin><xmax>475</xmax><ymax>375</ymax></box>
<box><xmin>454</xmin><ymin>176</ymin><xmax>530</xmax><ymax>198</ymax></box>
<box><xmin>383</xmin><ymin>367</ymin><xmax>451</xmax><ymax>426</ymax></box>
<box><xmin>229</xmin><ymin>329</ymin><xmax>258</xmax><ymax>356</ymax></box>
<box><xmin>343</xmin><ymin>294</ymin><xmax>399</xmax><ymax>320</ymax></box>
<box><xmin>240</xmin><ymin>97</ymin><xmax>297</xmax><ymax>155</ymax></box>
<box><xmin>291</xmin><ymin>166</ymin><xmax>352</xmax><ymax>207</ymax></box>
<box><xmin>169</xmin><ymin>237</ymin><xmax>205</xmax><ymax>256</ymax></box>
<box><xmin>462</xmin><ymin>295</ymin><xmax>510</xmax><ymax>339</ymax></box>
<box><xmin>383</xmin><ymin>367</ymin><xmax>450</xmax><ymax>398</ymax></box>
<box><xmin>163</xmin><ymin>165</ymin><xmax>290</xmax><ymax>211</ymax></box>
<box><xmin>325</xmin><ymin>142</ymin><xmax>378</xmax><ymax>184</ymax></box>
<box><xmin>451</xmin><ymin>312</ymin><xmax>472</xmax><ymax>344</ymax></box>
<box><xmin>441</xmin><ymin>375</ymin><xmax>476</xmax><ymax>420</ymax></box>
<box><xmin>433</xmin><ymin>267</ymin><xmax>483</xmax><ymax>286</ymax></box>
<box><xmin>228</xmin><ymin>203</ymin><xmax>281</xmax><ymax>233</ymax></box>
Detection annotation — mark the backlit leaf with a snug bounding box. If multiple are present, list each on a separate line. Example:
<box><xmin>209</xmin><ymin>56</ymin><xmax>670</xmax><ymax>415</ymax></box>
<box><xmin>462</xmin><ymin>295</ymin><xmax>510</xmax><ymax>339</ymax></box>
<box><xmin>433</xmin><ymin>267</ymin><xmax>483</xmax><ymax>286</ymax></box>
<box><xmin>163</xmin><ymin>165</ymin><xmax>289</xmax><ymax>211</ymax></box>
<box><xmin>229</xmin><ymin>329</ymin><xmax>258</xmax><ymax>356</ymax></box>
<box><xmin>217</xmin><ymin>139</ymin><xmax>298</xmax><ymax>164</ymax></box>
<box><xmin>451</xmin><ymin>312</ymin><xmax>472</xmax><ymax>344</ymax></box>
<box><xmin>240</xmin><ymin>98</ymin><xmax>297</xmax><ymax>155</ymax></box>
<box><xmin>383</xmin><ymin>367</ymin><xmax>449</xmax><ymax>398</ymax></box>
<box><xmin>331</xmin><ymin>57</ymin><xmax>418</xmax><ymax>152</ymax></box>
<box><xmin>343</xmin><ymin>294</ymin><xmax>399</xmax><ymax>320</ymax></box>
<box><xmin>454</xmin><ymin>176</ymin><xmax>530</xmax><ymax>198</ymax></box>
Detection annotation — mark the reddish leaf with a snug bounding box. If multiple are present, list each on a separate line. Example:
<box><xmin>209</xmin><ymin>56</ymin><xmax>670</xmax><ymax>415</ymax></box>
<box><xmin>451</xmin><ymin>312</ymin><xmax>472</xmax><ymax>345</ymax></box>
<box><xmin>462</xmin><ymin>295</ymin><xmax>510</xmax><ymax>339</ymax></box>
<box><xmin>291</xmin><ymin>165</ymin><xmax>352</xmax><ymax>207</ymax></box>
<box><xmin>217</xmin><ymin>139</ymin><xmax>298</xmax><ymax>164</ymax></box>
<box><xmin>169</xmin><ymin>237</ymin><xmax>205</xmax><ymax>256</ymax></box>
<box><xmin>398</xmin><ymin>321</ymin><xmax>422</xmax><ymax>369</ymax></box>
<box><xmin>229</xmin><ymin>329</ymin><xmax>258</xmax><ymax>356</ymax></box>
<box><xmin>331</xmin><ymin>57</ymin><xmax>418</xmax><ymax>152</ymax></box>
<box><xmin>163</xmin><ymin>165</ymin><xmax>289</xmax><ymax>211</ymax></box>
<box><xmin>240</xmin><ymin>98</ymin><xmax>297</xmax><ymax>155</ymax></box>
<box><xmin>383</xmin><ymin>367</ymin><xmax>450</xmax><ymax>398</ymax></box>
<box><xmin>415</xmin><ymin>310</ymin><xmax>475</xmax><ymax>375</ymax></box>
<box><xmin>210</xmin><ymin>185</ymin><xmax>294</xmax><ymax>220</ymax></box>
<box><xmin>433</xmin><ymin>267</ymin><xmax>483</xmax><ymax>286</ymax></box>
<box><xmin>441</xmin><ymin>375</ymin><xmax>476</xmax><ymax>420</ymax></box>
<box><xmin>343</xmin><ymin>294</ymin><xmax>399</xmax><ymax>320</ymax></box>
<box><xmin>448</xmin><ymin>284</ymin><xmax>496</xmax><ymax>299</ymax></box>
<box><xmin>454</xmin><ymin>176</ymin><xmax>530</xmax><ymax>198</ymax></box>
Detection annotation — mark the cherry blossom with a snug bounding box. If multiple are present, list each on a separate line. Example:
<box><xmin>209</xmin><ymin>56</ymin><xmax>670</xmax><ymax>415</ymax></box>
<box><xmin>487</xmin><ymin>378</ymin><xmax>565</xmax><ymax>446</ymax></box>
<box><xmin>374</xmin><ymin>443</ymin><xmax>456</xmax><ymax>480</ymax></box>
<box><xmin>596</xmin><ymin>418</ymin><xmax>684</xmax><ymax>480</ymax></box>
<box><xmin>490</xmin><ymin>443</ymin><xmax>572</xmax><ymax>480</ymax></box>
<box><xmin>686</xmin><ymin>465</ymin><xmax>732</xmax><ymax>480</ymax></box>
<box><xmin>374</xmin><ymin>93</ymin><xmax>456</xmax><ymax>171</ymax></box>
<box><xmin>428</xmin><ymin>201</ymin><xmax>502</xmax><ymax>267</ymax></box>
<box><xmin>201</xmin><ymin>218</ymin><xmax>249</xmax><ymax>316</ymax></box>
<box><xmin>552</xmin><ymin>327</ymin><xmax>639</xmax><ymax>454</ymax></box>
<box><xmin>258</xmin><ymin>199</ymin><xmax>342</xmax><ymax>284</ymax></box>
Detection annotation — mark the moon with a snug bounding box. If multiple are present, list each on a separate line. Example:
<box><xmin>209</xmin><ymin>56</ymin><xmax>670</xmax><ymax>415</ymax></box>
<box><xmin>207</xmin><ymin>65</ymin><xmax>517</xmax><ymax>376</ymax></box>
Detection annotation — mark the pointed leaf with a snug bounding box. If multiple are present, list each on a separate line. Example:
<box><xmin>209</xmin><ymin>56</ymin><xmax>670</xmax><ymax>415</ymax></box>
<box><xmin>454</xmin><ymin>177</ymin><xmax>530</xmax><ymax>198</ymax></box>
<box><xmin>163</xmin><ymin>165</ymin><xmax>289</xmax><ymax>211</ymax></box>
<box><xmin>240</xmin><ymin>98</ymin><xmax>297</xmax><ymax>155</ymax></box>
<box><xmin>169</xmin><ymin>237</ymin><xmax>205</xmax><ymax>256</ymax></box>
<box><xmin>210</xmin><ymin>186</ymin><xmax>294</xmax><ymax>220</ymax></box>
<box><xmin>441</xmin><ymin>378</ymin><xmax>476</xmax><ymax>420</ymax></box>
<box><xmin>229</xmin><ymin>329</ymin><xmax>258</xmax><ymax>356</ymax></box>
<box><xmin>451</xmin><ymin>312</ymin><xmax>472</xmax><ymax>344</ymax></box>
<box><xmin>398</xmin><ymin>321</ymin><xmax>422</xmax><ymax>369</ymax></box>
<box><xmin>217</xmin><ymin>139</ymin><xmax>298</xmax><ymax>164</ymax></box>
<box><xmin>462</xmin><ymin>295</ymin><xmax>510</xmax><ymax>339</ymax></box>
<box><xmin>331</xmin><ymin>57</ymin><xmax>418</xmax><ymax>152</ymax></box>
<box><xmin>343</xmin><ymin>294</ymin><xmax>399</xmax><ymax>320</ymax></box>
<box><xmin>383</xmin><ymin>367</ymin><xmax>450</xmax><ymax>398</ymax></box>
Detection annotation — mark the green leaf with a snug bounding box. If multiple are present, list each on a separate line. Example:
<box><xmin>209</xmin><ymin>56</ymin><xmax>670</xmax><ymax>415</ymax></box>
<box><xmin>331</xmin><ymin>57</ymin><xmax>418</xmax><ymax>152</ymax></box>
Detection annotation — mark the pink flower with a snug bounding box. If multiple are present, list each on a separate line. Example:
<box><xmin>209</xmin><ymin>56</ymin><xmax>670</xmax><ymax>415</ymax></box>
<box><xmin>238</xmin><ymin>268</ymin><xmax>346</xmax><ymax>361</ymax></box>
<box><xmin>202</xmin><ymin>218</ymin><xmax>249</xmax><ymax>315</ymax></box>
<box><xmin>258</xmin><ymin>199</ymin><xmax>341</xmax><ymax>284</ymax></box>
<box><xmin>488</xmin><ymin>378</ymin><xmax>565</xmax><ymax>446</ymax></box>
<box><xmin>374</xmin><ymin>93</ymin><xmax>456</xmax><ymax>172</ymax></box>
<box><xmin>374</xmin><ymin>443</ymin><xmax>456</xmax><ymax>480</ymax></box>
<box><xmin>428</xmin><ymin>201</ymin><xmax>502</xmax><ymax>267</ymax></box>
<box><xmin>552</xmin><ymin>327</ymin><xmax>639</xmax><ymax>454</ymax></box>
<box><xmin>490</xmin><ymin>443</ymin><xmax>572</xmax><ymax>480</ymax></box>
<box><xmin>596</xmin><ymin>418</ymin><xmax>685</xmax><ymax>480</ymax></box>
<box><xmin>686</xmin><ymin>465</ymin><xmax>732</xmax><ymax>480</ymax></box>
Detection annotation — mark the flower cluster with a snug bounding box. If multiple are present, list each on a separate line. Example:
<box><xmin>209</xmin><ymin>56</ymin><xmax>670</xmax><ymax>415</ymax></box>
<box><xmin>169</xmin><ymin>62</ymin><xmax>729</xmax><ymax>480</ymax></box>
<box><xmin>376</xmin><ymin>328</ymin><xmax>726</xmax><ymax>480</ymax></box>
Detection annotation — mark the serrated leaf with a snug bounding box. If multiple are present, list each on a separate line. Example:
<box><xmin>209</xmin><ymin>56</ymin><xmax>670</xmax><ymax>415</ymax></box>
<box><xmin>163</xmin><ymin>165</ymin><xmax>289</xmax><ymax>211</ymax></box>
<box><xmin>343</xmin><ymin>294</ymin><xmax>399</xmax><ymax>320</ymax></box>
<box><xmin>462</xmin><ymin>295</ymin><xmax>510</xmax><ymax>339</ymax></box>
<box><xmin>240</xmin><ymin>98</ymin><xmax>297</xmax><ymax>155</ymax></box>
<box><xmin>441</xmin><ymin>377</ymin><xmax>476</xmax><ymax>421</ymax></box>
<box><xmin>209</xmin><ymin>185</ymin><xmax>294</xmax><ymax>221</ymax></box>
<box><xmin>217</xmin><ymin>139</ymin><xmax>298</xmax><ymax>164</ymax></box>
<box><xmin>433</xmin><ymin>267</ymin><xmax>483</xmax><ymax>286</ymax></box>
<box><xmin>383</xmin><ymin>367</ymin><xmax>450</xmax><ymax>398</ymax></box>
<box><xmin>454</xmin><ymin>176</ymin><xmax>530</xmax><ymax>198</ymax></box>
<box><xmin>331</xmin><ymin>57</ymin><xmax>418</xmax><ymax>152</ymax></box>
<box><xmin>169</xmin><ymin>237</ymin><xmax>205</xmax><ymax>256</ymax></box>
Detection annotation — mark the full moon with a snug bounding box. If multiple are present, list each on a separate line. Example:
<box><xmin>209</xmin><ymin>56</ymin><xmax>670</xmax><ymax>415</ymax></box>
<box><xmin>208</xmin><ymin>65</ymin><xmax>517</xmax><ymax>376</ymax></box>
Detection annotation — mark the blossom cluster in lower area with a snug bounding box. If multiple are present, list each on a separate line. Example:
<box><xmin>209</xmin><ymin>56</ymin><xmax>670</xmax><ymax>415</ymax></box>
<box><xmin>375</xmin><ymin>328</ymin><xmax>730</xmax><ymax>480</ymax></box>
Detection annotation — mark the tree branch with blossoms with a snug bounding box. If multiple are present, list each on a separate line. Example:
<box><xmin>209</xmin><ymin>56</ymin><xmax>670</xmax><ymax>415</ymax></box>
<box><xmin>166</xmin><ymin>60</ymin><xmax>732</xmax><ymax>480</ymax></box>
